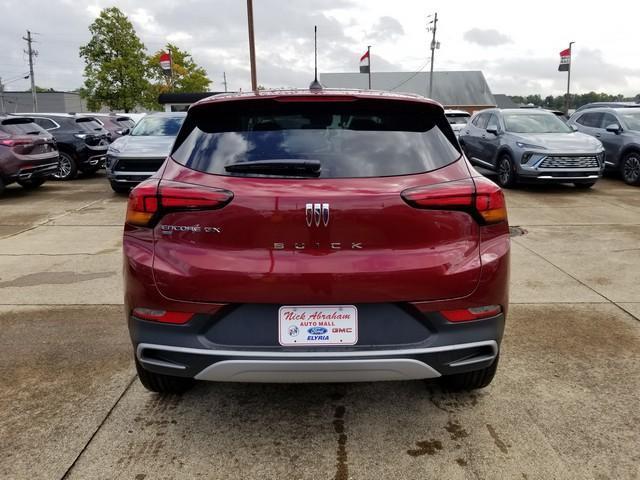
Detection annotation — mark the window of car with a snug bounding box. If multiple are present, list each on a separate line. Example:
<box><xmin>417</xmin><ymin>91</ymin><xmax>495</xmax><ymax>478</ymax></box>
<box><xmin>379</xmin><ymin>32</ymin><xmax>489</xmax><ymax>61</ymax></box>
<box><xmin>446</xmin><ymin>113</ymin><xmax>470</xmax><ymax>125</ymax></box>
<box><xmin>32</xmin><ymin>117</ymin><xmax>58</xmax><ymax>130</ymax></box>
<box><xmin>171</xmin><ymin>99</ymin><xmax>462</xmax><ymax>179</ymax></box>
<box><xmin>600</xmin><ymin>113</ymin><xmax>619</xmax><ymax>129</ymax></box>
<box><xmin>619</xmin><ymin>111</ymin><xmax>640</xmax><ymax>131</ymax></box>
<box><xmin>503</xmin><ymin>112</ymin><xmax>572</xmax><ymax>133</ymax></box>
<box><xmin>486</xmin><ymin>113</ymin><xmax>500</xmax><ymax>129</ymax></box>
<box><xmin>75</xmin><ymin>118</ymin><xmax>104</xmax><ymax>133</ymax></box>
<box><xmin>0</xmin><ymin>118</ymin><xmax>46</xmax><ymax>136</ymax></box>
<box><xmin>473</xmin><ymin>113</ymin><xmax>490</xmax><ymax>129</ymax></box>
<box><xmin>131</xmin><ymin>115</ymin><xmax>184</xmax><ymax>136</ymax></box>
<box><xmin>576</xmin><ymin>112</ymin><xmax>603</xmax><ymax>128</ymax></box>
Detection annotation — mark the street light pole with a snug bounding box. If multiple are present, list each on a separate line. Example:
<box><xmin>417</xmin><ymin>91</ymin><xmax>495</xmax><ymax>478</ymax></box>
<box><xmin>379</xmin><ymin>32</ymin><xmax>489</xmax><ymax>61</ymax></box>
<box><xmin>246</xmin><ymin>0</ymin><xmax>258</xmax><ymax>91</ymax></box>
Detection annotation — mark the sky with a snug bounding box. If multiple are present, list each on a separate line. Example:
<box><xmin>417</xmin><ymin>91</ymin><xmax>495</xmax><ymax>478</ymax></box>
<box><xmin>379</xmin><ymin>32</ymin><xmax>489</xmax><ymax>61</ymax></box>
<box><xmin>1</xmin><ymin>0</ymin><xmax>639</xmax><ymax>97</ymax></box>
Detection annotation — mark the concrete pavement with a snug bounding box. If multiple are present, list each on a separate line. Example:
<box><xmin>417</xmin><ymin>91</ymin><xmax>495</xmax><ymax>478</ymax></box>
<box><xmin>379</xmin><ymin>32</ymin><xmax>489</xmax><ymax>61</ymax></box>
<box><xmin>0</xmin><ymin>174</ymin><xmax>639</xmax><ymax>479</ymax></box>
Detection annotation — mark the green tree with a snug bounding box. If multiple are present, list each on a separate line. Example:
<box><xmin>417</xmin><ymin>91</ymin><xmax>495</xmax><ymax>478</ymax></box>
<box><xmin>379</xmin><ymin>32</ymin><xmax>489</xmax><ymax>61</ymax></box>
<box><xmin>79</xmin><ymin>7</ymin><xmax>149</xmax><ymax>112</ymax></box>
<box><xmin>145</xmin><ymin>44</ymin><xmax>210</xmax><ymax>108</ymax></box>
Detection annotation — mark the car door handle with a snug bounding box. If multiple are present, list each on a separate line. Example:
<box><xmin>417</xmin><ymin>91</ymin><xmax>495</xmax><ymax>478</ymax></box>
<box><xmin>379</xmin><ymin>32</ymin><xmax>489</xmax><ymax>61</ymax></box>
<box><xmin>481</xmin><ymin>135</ymin><xmax>487</xmax><ymax>139</ymax></box>
<box><xmin>595</xmin><ymin>133</ymin><xmax>601</xmax><ymax>137</ymax></box>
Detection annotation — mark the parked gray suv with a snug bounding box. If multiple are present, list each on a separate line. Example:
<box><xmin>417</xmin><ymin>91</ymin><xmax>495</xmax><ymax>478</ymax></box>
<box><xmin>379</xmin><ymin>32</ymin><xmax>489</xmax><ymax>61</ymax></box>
<box><xmin>459</xmin><ymin>108</ymin><xmax>604</xmax><ymax>188</ymax></box>
<box><xmin>568</xmin><ymin>107</ymin><xmax>640</xmax><ymax>185</ymax></box>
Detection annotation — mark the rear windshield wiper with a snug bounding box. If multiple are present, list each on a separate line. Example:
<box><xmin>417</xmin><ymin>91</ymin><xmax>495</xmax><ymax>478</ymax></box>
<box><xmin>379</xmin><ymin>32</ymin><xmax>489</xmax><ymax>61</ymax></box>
<box><xmin>224</xmin><ymin>159</ymin><xmax>321</xmax><ymax>176</ymax></box>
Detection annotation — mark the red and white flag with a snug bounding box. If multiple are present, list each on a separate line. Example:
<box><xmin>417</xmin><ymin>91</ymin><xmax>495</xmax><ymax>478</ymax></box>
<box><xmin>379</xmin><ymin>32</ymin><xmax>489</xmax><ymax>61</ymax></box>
<box><xmin>359</xmin><ymin>50</ymin><xmax>370</xmax><ymax>73</ymax></box>
<box><xmin>558</xmin><ymin>48</ymin><xmax>571</xmax><ymax>72</ymax></box>
<box><xmin>159</xmin><ymin>52</ymin><xmax>172</xmax><ymax>73</ymax></box>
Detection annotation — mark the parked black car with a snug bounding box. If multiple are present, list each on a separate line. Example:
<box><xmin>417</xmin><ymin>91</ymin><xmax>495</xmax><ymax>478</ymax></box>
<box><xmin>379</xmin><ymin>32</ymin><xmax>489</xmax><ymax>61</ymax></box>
<box><xmin>0</xmin><ymin>115</ymin><xmax>59</xmax><ymax>194</ymax></box>
<box><xmin>79</xmin><ymin>113</ymin><xmax>136</xmax><ymax>140</ymax></box>
<box><xmin>14</xmin><ymin>113</ymin><xmax>110</xmax><ymax>180</ymax></box>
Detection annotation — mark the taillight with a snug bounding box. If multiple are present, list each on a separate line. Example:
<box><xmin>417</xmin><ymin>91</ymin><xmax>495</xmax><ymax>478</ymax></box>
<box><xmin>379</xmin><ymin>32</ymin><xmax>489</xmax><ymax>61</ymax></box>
<box><xmin>132</xmin><ymin>308</ymin><xmax>193</xmax><ymax>324</ymax></box>
<box><xmin>126</xmin><ymin>180</ymin><xmax>233</xmax><ymax>227</ymax></box>
<box><xmin>473</xmin><ymin>176</ymin><xmax>507</xmax><ymax>224</ymax></box>
<box><xmin>441</xmin><ymin>305</ymin><xmax>502</xmax><ymax>322</ymax></box>
<box><xmin>0</xmin><ymin>139</ymin><xmax>32</xmax><ymax>147</ymax></box>
<box><xmin>400</xmin><ymin>177</ymin><xmax>507</xmax><ymax>225</ymax></box>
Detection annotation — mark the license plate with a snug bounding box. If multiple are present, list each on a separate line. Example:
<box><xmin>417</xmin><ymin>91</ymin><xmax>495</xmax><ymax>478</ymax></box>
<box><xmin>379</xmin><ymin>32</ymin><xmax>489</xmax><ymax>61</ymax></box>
<box><xmin>278</xmin><ymin>305</ymin><xmax>358</xmax><ymax>346</ymax></box>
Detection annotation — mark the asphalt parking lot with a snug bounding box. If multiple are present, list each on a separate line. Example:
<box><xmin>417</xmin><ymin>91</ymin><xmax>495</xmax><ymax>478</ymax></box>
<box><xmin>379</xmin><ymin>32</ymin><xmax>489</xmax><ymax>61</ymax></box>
<box><xmin>1</xmin><ymin>173</ymin><xmax>639</xmax><ymax>480</ymax></box>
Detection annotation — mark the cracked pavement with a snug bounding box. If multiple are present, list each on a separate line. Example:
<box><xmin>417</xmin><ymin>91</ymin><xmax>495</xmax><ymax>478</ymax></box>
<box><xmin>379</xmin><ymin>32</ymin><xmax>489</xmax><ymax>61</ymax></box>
<box><xmin>0</xmin><ymin>174</ymin><xmax>639</xmax><ymax>479</ymax></box>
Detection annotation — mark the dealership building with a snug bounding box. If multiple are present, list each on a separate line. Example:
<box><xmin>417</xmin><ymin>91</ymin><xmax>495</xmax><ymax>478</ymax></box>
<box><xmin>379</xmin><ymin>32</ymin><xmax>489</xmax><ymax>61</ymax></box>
<box><xmin>0</xmin><ymin>91</ymin><xmax>87</xmax><ymax>114</ymax></box>
<box><xmin>320</xmin><ymin>71</ymin><xmax>496</xmax><ymax>112</ymax></box>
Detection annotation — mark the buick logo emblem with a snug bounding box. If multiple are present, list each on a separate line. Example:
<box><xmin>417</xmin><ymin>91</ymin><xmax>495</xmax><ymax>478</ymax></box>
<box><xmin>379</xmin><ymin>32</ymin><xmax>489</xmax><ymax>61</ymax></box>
<box><xmin>306</xmin><ymin>203</ymin><xmax>329</xmax><ymax>227</ymax></box>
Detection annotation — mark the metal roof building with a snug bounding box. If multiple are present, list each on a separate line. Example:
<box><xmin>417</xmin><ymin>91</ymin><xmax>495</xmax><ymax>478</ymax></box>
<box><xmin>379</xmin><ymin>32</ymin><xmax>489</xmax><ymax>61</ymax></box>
<box><xmin>320</xmin><ymin>71</ymin><xmax>496</xmax><ymax>113</ymax></box>
<box><xmin>0</xmin><ymin>91</ymin><xmax>86</xmax><ymax>114</ymax></box>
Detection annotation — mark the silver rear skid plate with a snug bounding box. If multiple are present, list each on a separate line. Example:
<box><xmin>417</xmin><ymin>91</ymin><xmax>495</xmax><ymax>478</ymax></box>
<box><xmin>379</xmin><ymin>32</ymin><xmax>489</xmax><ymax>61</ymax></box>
<box><xmin>137</xmin><ymin>340</ymin><xmax>498</xmax><ymax>383</ymax></box>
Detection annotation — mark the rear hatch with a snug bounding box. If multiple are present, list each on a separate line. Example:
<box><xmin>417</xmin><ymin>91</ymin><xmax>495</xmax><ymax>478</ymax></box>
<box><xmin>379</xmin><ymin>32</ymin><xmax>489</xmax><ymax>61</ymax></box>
<box><xmin>0</xmin><ymin>117</ymin><xmax>57</xmax><ymax>158</ymax></box>
<box><xmin>150</xmin><ymin>95</ymin><xmax>482</xmax><ymax>304</ymax></box>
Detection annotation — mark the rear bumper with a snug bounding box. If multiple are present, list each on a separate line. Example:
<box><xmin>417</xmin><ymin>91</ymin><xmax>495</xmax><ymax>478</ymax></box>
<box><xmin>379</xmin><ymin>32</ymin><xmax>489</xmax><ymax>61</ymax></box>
<box><xmin>130</xmin><ymin>311</ymin><xmax>504</xmax><ymax>383</ymax></box>
<box><xmin>4</xmin><ymin>161</ymin><xmax>59</xmax><ymax>182</ymax></box>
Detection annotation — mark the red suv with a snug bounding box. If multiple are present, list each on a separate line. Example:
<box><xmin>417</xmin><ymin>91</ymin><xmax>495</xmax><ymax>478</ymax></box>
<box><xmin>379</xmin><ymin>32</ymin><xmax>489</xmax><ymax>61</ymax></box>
<box><xmin>124</xmin><ymin>90</ymin><xmax>509</xmax><ymax>393</ymax></box>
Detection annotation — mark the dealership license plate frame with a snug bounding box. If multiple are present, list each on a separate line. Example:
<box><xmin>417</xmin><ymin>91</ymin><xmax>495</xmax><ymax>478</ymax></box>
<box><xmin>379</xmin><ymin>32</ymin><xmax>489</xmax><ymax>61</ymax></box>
<box><xmin>278</xmin><ymin>305</ymin><xmax>358</xmax><ymax>346</ymax></box>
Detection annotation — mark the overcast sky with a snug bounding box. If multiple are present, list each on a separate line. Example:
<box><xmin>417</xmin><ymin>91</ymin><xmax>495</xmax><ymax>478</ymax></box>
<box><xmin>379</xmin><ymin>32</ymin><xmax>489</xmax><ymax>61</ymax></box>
<box><xmin>1</xmin><ymin>0</ymin><xmax>639</xmax><ymax>97</ymax></box>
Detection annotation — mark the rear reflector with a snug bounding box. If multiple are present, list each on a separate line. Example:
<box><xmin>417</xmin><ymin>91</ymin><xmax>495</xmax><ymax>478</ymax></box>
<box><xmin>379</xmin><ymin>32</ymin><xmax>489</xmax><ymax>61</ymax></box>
<box><xmin>126</xmin><ymin>180</ymin><xmax>233</xmax><ymax>227</ymax></box>
<box><xmin>401</xmin><ymin>177</ymin><xmax>507</xmax><ymax>225</ymax></box>
<box><xmin>0</xmin><ymin>139</ymin><xmax>32</xmax><ymax>147</ymax></box>
<box><xmin>133</xmin><ymin>308</ymin><xmax>194</xmax><ymax>324</ymax></box>
<box><xmin>441</xmin><ymin>305</ymin><xmax>502</xmax><ymax>322</ymax></box>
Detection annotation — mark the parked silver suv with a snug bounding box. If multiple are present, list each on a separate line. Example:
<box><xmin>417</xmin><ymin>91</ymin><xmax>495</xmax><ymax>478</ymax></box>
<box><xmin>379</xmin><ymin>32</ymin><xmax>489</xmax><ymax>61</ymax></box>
<box><xmin>568</xmin><ymin>107</ymin><xmax>640</xmax><ymax>185</ymax></box>
<box><xmin>459</xmin><ymin>108</ymin><xmax>604</xmax><ymax>188</ymax></box>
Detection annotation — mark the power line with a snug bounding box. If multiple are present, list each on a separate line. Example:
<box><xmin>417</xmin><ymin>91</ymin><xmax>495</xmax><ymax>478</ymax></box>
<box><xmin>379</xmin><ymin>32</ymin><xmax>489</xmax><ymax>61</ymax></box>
<box><xmin>388</xmin><ymin>60</ymin><xmax>430</xmax><ymax>92</ymax></box>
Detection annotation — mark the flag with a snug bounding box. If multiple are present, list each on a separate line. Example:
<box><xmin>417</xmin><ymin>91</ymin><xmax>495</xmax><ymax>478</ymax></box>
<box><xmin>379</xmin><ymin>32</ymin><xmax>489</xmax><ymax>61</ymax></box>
<box><xmin>159</xmin><ymin>52</ymin><xmax>172</xmax><ymax>73</ymax></box>
<box><xmin>359</xmin><ymin>50</ymin><xmax>370</xmax><ymax>73</ymax></box>
<box><xmin>558</xmin><ymin>48</ymin><xmax>571</xmax><ymax>72</ymax></box>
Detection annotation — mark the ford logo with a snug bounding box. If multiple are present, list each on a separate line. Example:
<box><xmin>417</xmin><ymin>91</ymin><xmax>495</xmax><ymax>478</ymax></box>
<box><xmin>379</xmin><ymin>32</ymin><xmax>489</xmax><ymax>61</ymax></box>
<box><xmin>308</xmin><ymin>327</ymin><xmax>328</xmax><ymax>335</ymax></box>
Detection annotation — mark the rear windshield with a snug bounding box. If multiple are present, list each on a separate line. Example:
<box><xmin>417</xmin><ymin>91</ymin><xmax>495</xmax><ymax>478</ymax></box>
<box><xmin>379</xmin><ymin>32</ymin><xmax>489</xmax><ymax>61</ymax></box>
<box><xmin>131</xmin><ymin>116</ymin><xmax>183</xmax><ymax>136</ymax></box>
<box><xmin>446</xmin><ymin>113</ymin><xmax>470</xmax><ymax>125</ymax></box>
<box><xmin>0</xmin><ymin>119</ymin><xmax>45</xmax><ymax>136</ymax></box>
<box><xmin>75</xmin><ymin>118</ymin><xmax>103</xmax><ymax>133</ymax></box>
<box><xmin>171</xmin><ymin>100</ymin><xmax>460</xmax><ymax>178</ymax></box>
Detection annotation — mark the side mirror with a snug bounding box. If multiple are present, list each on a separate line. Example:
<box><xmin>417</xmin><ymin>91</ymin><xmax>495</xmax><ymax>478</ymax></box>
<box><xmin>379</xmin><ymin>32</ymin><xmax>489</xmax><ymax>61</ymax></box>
<box><xmin>486</xmin><ymin>125</ymin><xmax>499</xmax><ymax>135</ymax></box>
<box><xmin>605</xmin><ymin>123</ymin><xmax>622</xmax><ymax>134</ymax></box>
<box><xmin>570</xmin><ymin>124</ymin><xmax>578</xmax><ymax>132</ymax></box>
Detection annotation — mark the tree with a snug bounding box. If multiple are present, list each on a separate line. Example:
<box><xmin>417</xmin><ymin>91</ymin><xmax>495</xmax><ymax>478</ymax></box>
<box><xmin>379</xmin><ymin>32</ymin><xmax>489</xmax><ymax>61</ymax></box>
<box><xmin>79</xmin><ymin>7</ymin><xmax>149</xmax><ymax>112</ymax></box>
<box><xmin>145</xmin><ymin>44</ymin><xmax>210</xmax><ymax>108</ymax></box>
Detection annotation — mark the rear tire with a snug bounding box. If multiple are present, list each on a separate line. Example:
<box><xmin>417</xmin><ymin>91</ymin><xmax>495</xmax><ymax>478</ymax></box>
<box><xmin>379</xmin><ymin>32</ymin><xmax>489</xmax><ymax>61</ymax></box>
<box><xmin>496</xmin><ymin>154</ymin><xmax>518</xmax><ymax>188</ymax></box>
<box><xmin>53</xmin><ymin>152</ymin><xmax>78</xmax><ymax>181</ymax></box>
<box><xmin>0</xmin><ymin>177</ymin><xmax>5</xmax><ymax>195</ymax></box>
<box><xmin>135</xmin><ymin>357</ymin><xmax>194</xmax><ymax>394</ymax></box>
<box><xmin>620</xmin><ymin>152</ymin><xmax>640</xmax><ymax>186</ymax></box>
<box><xmin>110</xmin><ymin>181</ymin><xmax>131</xmax><ymax>194</ymax></box>
<box><xmin>17</xmin><ymin>178</ymin><xmax>46</xmax><ymax>189</ymax></box>
<box><xmin>439</xmin><ymin>354</ymin><xmax>499</xmax><ymax>391</ymax></box>
<box><xmin>573</xmin><ymin>181</ymin><xmax>596</xmax><ymax>189</ymax></box>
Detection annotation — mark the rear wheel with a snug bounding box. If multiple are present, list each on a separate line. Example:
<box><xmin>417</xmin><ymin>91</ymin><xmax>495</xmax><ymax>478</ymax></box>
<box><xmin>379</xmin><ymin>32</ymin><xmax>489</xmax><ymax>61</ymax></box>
<box><xmin>17</xmin><ymin>178</ymin><xmax>46</xmax><ymax>189</ymax></box>
<box><xmin>135</xmin><ymin>357</ymin><xmax>194</xmax><ymax>394</ymax></box>
<box><xmin>496</xmin><ymin>154</ymin><xmax>517</xmax><ymax>188</ymax></box>
<box><xmin>110</xmin><ymin>181</ymin><xmax>131</xmax><ymax>194</ymax></box>
<box><xmin>53</xmin><ymin>152</ymin><xmax>78</xmax><ymax>181</ymax></box>
<box><xmin>620</xmin><ymin>152</ymin><xmax>640</xmax><ymax>186</ymax></box>
<box><xmin>0</xmin><ymin>177</ymin><xmax>5</xmax><ymax>195</ymax></box>
<box><xmin>574</xmin><ymin>181</ymin><xmax>596</xmax><ymax>189</ymax></box>
<box><xmin>439</xmin><ymin>355</ymin><xmax>499</xmax><ymax>391</ymax></box>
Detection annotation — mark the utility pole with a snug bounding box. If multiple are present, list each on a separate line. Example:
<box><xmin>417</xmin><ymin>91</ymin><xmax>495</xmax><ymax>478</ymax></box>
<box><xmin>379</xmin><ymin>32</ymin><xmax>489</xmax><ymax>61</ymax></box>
<box><xmin>0</xmin><ymin>78</ymin><xmax>5</xmax><ymax>113</ymax></box>
<box><xmin>246</xmin><ymin>0</ymin><xmax>258</xmax><ymax>91</ymax></box>
<box><xmin>565</xmin><ymin>41</ymin><xmax>575</xmax><ymax>115</ymax></box>
<box><xmin>223</xmin><ymin>71</ymin><xmax>228</xmax><ymax>92</ymax></box>
<box><xmin>367</xmin><ymin>45</ymin><xmax>372</xmax><ymax>90</ymax></box>
<box><xmin>428</xmin><ymin>13</ymin><xmax>438</xmax><ymax>99</ymax></box>
<box><xmin>23</xmin><ymin>30</ymin><xmax>38</xmax><ymax>112</ymax></box>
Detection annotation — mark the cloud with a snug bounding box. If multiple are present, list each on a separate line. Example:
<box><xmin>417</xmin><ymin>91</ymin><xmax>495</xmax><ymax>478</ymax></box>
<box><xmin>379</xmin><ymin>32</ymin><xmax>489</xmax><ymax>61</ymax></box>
<box><xmin>463</xmin><ymin>28</ymin><xmax>512</xmax><ymax>47</ymax></box>
<box><xmin>370</xmin><ymin>16</ymin><xmax>404</xmax><ymax>42</ymax></box>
